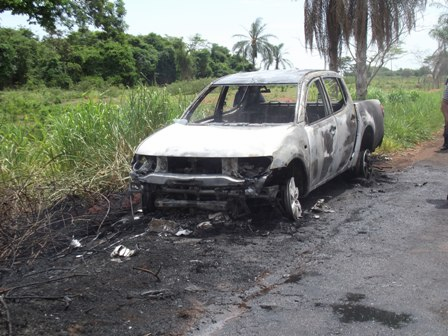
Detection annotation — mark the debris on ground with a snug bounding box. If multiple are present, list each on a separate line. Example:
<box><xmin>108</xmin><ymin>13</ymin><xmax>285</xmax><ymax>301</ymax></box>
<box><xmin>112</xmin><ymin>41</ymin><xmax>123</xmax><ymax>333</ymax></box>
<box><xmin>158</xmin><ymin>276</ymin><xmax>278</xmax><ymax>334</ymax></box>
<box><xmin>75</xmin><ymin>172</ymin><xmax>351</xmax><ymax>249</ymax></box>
<box><xmin>208</xmin><ymin>212</ymin><xmax>230</xmax><ymax>223</ymax></box>
<box><xmin>414</xmin><ymin>182</ymin><xmax>428</xmax><ymax>187</ymax></box>
<box><xmin>176</xmin><ymin>228</ymin><xmax>193</xmax><ymax>236</ymax></box>
<box><xmin>148</xmin><ymin>218</ymin><xmax>178</xmax><ymax>234</ymax></box>
<box><xmin>197</xmin><ymin>221</ymin><xmax>214</xmax><ymax>231</ymax></box>
<box><xmin>311</xmin><ymin>199</ymin><xmax>335</xmax><ymax>213</ymax></box>
<box><xmin>110</xmin><ymin>244</ymin><xmax>136</xmax><ymax>258</ymax></box>
<box><xmin>70</xmin><ymin>238</ymin><xmax>82</xmax><ymax>248</ymax></box>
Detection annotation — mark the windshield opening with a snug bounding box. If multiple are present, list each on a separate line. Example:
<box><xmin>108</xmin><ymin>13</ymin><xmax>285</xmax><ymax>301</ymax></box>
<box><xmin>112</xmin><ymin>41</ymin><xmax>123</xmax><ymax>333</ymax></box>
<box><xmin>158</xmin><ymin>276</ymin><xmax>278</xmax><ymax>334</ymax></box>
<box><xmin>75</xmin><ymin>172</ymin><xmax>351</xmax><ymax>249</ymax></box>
<box><xmin>187</xmin><ymin>84</ymin><xmax>298</xmax><ymax>124</ymax></box>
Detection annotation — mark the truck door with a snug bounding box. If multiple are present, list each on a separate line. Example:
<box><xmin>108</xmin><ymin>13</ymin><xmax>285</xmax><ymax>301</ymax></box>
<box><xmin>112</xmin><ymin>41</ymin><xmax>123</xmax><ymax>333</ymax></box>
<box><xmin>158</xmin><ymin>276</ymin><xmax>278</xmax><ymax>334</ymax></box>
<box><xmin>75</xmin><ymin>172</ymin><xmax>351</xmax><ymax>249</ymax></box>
<box><xmin>322</xmin><ymin>77</ymin><xmax>357</xmax><ymax>174</ymax></box>
<box><xmin>304</xmin><ymin>78</ymin><xmax>339</xmax><ymax>188</ymax></box>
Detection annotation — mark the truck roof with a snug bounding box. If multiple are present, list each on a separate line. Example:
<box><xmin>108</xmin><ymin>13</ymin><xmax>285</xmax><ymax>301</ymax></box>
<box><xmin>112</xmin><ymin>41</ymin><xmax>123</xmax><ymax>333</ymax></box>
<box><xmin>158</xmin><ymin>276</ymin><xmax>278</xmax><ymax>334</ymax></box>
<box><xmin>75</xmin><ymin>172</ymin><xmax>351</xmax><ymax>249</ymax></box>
<box><xmin>212</xmin><ymin>69</ymin><xmax>339</xmax><ymax>85</ymax></box>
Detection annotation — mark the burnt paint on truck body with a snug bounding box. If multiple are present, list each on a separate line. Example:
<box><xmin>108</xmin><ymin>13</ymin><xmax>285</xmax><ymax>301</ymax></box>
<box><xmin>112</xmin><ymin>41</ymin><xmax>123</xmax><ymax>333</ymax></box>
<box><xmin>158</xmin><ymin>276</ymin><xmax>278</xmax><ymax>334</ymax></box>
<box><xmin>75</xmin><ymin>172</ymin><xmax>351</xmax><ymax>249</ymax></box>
<box><xmin>131</xmin><ymin>69</ymin><xmax>384</xmax><ymax>220</ymax></box>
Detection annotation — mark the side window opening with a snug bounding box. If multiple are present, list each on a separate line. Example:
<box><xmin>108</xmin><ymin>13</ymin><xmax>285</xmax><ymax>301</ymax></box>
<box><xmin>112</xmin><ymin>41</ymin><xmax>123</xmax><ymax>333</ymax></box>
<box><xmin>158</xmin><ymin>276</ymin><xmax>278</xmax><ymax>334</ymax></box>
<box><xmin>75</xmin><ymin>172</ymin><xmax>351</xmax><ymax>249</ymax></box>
<box><xmin>323</xmin><ymin>77</ymin><xmax>347</xmax><ymax>113</ymax></box>
<box><xmin>305</xmin><ymin>80</ymin><xmax>329</xmax><ymax>124</ymax></box>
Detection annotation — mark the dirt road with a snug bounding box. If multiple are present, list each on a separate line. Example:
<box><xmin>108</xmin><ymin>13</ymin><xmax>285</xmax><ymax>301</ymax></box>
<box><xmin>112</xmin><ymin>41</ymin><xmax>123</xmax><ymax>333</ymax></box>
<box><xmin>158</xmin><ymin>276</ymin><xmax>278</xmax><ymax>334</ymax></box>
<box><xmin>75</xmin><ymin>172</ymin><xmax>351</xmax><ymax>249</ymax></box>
<box><xmin>0</xmin><ymin>139</ymin><xmax>447</xmax><ymax>336</ymax></box>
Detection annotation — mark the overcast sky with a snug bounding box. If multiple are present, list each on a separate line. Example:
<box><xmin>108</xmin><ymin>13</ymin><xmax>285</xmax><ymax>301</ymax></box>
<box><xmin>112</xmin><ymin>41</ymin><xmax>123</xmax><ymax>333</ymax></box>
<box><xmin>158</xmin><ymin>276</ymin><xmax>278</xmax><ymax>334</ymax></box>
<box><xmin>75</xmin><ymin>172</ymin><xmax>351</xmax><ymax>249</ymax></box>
<box><xmin>0</xmin><ymin>0</ymin><xmax>441</xmax><ymax>70</ymax></box>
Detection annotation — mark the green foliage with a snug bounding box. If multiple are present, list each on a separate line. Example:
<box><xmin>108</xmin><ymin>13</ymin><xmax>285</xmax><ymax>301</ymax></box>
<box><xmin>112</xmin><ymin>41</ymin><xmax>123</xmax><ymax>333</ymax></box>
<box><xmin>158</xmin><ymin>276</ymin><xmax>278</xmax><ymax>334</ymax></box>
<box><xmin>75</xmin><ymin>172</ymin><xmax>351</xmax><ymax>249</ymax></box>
<box><xmin>0</xmin><ymin>28</ymin><xmax>251</xmax><ymax>90</ymax></box>
<box><xmin>0</xmin><ymin>28</ymin><xmax>40</xmax><ymax>89</ymax></box>
<box><xmin>1</xmin><ymin>0</ymin><xmax>127</xmax><ymax>36</ymax></box>
<box><xmin>380</xmin><ymin>90</ymin><xmax>443</xmax><ymax>151</ymax></box>
<box><xmin>0</xmin><ymin>85</ymin><xmax>186</xmax><ymax>198</ymax></box>
<box><xmin>232</xmin><ymin>17</ymin><xmax>277</xmax><ymax>67</ymax></box>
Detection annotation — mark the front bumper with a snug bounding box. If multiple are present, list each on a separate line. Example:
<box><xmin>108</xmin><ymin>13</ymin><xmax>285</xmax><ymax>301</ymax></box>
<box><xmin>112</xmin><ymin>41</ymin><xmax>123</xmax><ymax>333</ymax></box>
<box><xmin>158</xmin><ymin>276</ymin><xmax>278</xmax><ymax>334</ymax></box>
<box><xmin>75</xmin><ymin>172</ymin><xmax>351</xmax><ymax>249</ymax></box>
<box><xmin>130</xmin><ymin>171</ymin><xmax>278</xmax><ymax>211</ymax></box>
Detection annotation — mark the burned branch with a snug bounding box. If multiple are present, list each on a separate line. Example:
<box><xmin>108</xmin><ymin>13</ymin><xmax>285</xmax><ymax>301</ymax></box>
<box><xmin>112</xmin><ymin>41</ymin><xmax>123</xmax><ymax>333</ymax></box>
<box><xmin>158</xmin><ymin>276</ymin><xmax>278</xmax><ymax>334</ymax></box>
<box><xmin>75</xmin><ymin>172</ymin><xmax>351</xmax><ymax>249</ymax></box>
<box><xmin>133</xmin><ymin>265</ymin><xmax>162</xmax><ymax>282</ymax></box>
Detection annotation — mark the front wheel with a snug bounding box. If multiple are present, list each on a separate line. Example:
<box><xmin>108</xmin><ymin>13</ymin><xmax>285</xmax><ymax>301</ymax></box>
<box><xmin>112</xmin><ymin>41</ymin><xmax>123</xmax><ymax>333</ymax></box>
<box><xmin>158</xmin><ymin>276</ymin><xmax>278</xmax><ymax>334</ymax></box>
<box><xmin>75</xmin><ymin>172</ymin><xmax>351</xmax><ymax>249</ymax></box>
<box><xmin>280</xmin><ymin>176</ymin><xmax>302</xmax><ymax>222</ymax></box>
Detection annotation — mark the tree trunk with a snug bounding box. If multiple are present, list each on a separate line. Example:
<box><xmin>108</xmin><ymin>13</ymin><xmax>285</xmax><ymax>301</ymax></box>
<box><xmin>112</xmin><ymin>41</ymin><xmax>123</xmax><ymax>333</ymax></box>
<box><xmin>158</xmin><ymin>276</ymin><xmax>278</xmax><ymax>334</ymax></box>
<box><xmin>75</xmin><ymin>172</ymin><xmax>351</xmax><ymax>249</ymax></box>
<box><xmin>354</xmin><ymin>0</ymin><xmax>368</xmax><ymax>100</ymax></box>
<box><xmin>327</xmin><ymin>0</ymin><xmax>340</xmax><ymax>71</ymax></box>
<box><xmin>355</xmin><ymin>44</ymin><xmax>368</xmax><ymax>100</ymax></box>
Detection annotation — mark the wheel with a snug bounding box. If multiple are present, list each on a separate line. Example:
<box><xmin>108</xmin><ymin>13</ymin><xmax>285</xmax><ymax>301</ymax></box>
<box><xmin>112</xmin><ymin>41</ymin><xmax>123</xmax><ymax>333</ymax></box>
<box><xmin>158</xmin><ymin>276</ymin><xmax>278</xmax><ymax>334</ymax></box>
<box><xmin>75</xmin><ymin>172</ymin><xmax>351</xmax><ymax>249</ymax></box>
<box><xmin>280</xmin><ymin>176</ymin><xmax>302</xmax><ymax>222</ymax></box>
<box><xmin>141</xmin><ymin>183</ymin><xmax>156</xmax><ymax>214</ymax></box>
<box><xmin>356</xmin><ymin>148</ymin><xmax>373</xmax><ymax>179</ymax></box>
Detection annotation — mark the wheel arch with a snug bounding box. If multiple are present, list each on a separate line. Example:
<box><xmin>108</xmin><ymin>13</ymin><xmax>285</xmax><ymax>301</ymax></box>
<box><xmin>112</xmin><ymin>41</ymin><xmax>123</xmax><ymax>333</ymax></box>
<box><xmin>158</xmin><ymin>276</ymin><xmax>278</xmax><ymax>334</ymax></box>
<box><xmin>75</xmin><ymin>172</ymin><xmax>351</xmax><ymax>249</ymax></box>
<box><xmin>361</xmin><ymin>125</ymin><xmax>375</xmax><ymax>151</ymax></box>
<box><xmin>269</xmin><ymin>158</ymin><xmax>309</xmax><ymax>196</ymax></box>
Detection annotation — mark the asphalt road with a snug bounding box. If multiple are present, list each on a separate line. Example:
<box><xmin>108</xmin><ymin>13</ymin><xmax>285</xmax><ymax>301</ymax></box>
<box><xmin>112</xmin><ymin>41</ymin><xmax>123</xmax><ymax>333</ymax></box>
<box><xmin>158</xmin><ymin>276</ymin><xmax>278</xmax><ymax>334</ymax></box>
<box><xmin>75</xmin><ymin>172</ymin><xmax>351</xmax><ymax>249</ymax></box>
<box><xmin>188</xmin><ymin>150</ymin><xmax>448</xmax><ymax>336</ymax></box>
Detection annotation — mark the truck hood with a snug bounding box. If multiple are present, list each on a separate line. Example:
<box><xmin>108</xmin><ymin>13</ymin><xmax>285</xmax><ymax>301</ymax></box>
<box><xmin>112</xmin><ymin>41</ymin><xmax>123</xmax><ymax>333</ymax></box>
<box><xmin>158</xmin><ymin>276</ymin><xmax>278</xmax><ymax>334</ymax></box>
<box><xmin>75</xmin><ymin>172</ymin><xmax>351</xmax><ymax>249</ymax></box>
<box><xmin>135</xmin><ymin>123</ymin><xmax>295</xmax><ymax>157</ymax></box>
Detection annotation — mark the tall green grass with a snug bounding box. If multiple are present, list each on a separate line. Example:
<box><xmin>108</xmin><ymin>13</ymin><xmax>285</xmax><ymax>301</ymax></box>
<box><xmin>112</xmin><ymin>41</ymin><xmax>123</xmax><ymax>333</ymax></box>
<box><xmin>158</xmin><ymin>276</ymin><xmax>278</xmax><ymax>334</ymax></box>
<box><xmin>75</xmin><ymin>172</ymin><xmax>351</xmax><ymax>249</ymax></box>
<box><xmin>0</xmin><ymin>86</ymin><xmax>188</xmax><ymax>220</ymax></box>
<box><xmin>367</xmin><ymin>88</ymin><xmax>443</xmax><ymax>152</ymax></box>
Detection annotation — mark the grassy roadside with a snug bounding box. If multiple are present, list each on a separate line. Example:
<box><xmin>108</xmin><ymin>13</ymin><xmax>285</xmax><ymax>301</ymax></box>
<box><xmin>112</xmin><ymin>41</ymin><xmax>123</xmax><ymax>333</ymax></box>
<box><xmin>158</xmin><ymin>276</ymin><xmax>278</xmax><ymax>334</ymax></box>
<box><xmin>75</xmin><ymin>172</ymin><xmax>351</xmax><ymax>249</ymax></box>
<box><xmin>369</xmin><ymin>88</ymin><xmax>444</xmax><ymax>152</ymax></box>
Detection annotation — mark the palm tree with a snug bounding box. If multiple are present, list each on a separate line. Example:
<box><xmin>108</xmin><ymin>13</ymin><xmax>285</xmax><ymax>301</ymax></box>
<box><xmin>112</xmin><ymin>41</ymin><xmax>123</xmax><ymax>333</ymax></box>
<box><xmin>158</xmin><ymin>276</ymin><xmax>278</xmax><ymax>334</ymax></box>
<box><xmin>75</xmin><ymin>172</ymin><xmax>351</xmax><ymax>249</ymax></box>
<box><xmin>263</xmin><ymin>43</ymin><xmax>293</xmax><ymax>70</ymax></box>
<box><xmin>304</xmin><ymin>0</ymin><xmax>427</xmax><ymax>99</ymax></box>
<box><xmin>429</xmin><ymin>19</ymin><xmax>448</xmax><ymax>87</ymax></box>
<box><xmin>232</xmin><ymin>17</ymin><xmax>276</xmax><ymax>68</ymax></box>
<box><xmin>304</xmin><ymin>0</ymin><xmax>348</xmax><ymax>72</ymax></box>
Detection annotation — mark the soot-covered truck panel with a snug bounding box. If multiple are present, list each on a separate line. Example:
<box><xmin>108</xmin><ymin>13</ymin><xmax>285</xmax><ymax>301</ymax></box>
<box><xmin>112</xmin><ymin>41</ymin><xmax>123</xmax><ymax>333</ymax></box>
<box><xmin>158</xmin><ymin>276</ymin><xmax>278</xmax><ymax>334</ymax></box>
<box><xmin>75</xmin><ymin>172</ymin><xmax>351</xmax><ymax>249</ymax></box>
<box><xmin>130</xmin><ymin>69</ymin><xmax>384</xmax><ymax>221</ymax></box>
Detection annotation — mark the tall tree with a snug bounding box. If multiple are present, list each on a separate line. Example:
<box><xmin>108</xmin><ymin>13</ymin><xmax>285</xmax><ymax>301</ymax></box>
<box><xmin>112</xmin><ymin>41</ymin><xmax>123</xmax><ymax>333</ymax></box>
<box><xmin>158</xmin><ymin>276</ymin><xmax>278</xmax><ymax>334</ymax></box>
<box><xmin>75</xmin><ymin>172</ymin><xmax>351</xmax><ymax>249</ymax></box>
<box><xmin>232</xmin><ymin>17</ymin><xmax>276</xmax><ymax>68</ymax></box>
<box><xmin>304</xmin><ymin>0</ymin><xmax>348</xmax><ymax>72</ymax></box>
<box><xmin>262</xmin><ymin>43</ymin><xmax>293</xmax><ymax>70</ymax></box>
<box><xmin>304</xmin><ymin>0</ymin><xmax>427</xmax><ymax>99</ymax></box>
<box><xmin>0</xmin><ymin>0</ymin><xmax>127</xmax><ymax>36</ymax></box>
<box><xmin>428</xmin><ymin>2</ymin><xmax>448</xmax><ymax>86</ymax></box>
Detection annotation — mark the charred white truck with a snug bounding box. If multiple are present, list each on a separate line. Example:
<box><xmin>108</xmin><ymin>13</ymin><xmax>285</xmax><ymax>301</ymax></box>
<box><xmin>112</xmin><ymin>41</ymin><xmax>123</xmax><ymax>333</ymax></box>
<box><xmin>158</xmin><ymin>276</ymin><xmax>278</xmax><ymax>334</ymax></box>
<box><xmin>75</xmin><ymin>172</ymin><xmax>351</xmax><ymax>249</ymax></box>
<box><xmin>130</xmin><ymin>69</ymin><xmax>384</xmax><ymax>221</ymax></box>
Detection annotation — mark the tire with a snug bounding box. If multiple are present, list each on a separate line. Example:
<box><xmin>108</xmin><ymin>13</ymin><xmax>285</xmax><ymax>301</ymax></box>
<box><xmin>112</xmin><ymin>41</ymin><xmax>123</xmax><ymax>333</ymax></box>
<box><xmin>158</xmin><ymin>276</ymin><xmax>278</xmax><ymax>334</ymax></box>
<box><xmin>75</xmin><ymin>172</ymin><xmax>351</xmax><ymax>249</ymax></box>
<box><xmin>141</xmin><ymin>183</ymin><xmax>156</xmax><ymax>214</ymax></box>
<box><xmin>356</xmin><ymin>148</ymin><xmax>373</xmax><ymax>179</ymax></box>
<box><xmin>280</xmin><ymin>176</ymin><xmax>302</xmax><ymax>222</ymax></box>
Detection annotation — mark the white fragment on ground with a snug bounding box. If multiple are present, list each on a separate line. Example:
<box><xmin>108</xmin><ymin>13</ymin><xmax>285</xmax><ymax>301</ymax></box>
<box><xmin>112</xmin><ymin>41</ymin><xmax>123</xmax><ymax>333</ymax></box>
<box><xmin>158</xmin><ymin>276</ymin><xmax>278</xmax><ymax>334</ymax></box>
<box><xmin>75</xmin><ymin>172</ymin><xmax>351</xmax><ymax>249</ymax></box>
<box><xmin>110</xmin><ymin>245</ymin><xmax>136</xmax><ymax>258</ymax></box>
<box><xmin>70</xmin><ymin>239</ymin><xmax>82</xmax><ymax>248</ymax></box>
<box><xmin>175</xmin><ymin>229</ymin><xmax>193</xmax><ymax>236</ymax></box>
<box><xmin>197</xmin><ymin>221</ymin><xmax>214</xmax><ymax>230</ymax></box>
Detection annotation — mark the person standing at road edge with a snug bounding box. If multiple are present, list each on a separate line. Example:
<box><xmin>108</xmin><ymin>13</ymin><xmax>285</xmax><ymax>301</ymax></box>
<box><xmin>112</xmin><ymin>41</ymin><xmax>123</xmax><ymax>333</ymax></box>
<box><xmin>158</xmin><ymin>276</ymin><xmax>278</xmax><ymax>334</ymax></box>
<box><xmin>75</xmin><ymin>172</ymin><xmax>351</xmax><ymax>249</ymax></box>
<box><xmin>441</xmin><ymin>78</ymin><xmax>448</xmax><ymax>150</ymax></box>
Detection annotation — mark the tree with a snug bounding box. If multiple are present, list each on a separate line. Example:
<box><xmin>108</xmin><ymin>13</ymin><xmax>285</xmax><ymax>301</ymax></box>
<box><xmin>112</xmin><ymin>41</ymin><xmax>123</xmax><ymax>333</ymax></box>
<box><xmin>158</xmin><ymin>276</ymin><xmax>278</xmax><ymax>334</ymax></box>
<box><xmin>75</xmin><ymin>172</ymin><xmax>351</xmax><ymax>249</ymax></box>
<box><xmin>169</xmin><ymin>37</ymin><xmax>195</xmax><ymax>81</ymax></box>
<box><xmin>232</xmin><ymin>17</ymin><xmax>276</xmax><ymax>68</ymax></box>
<box><xmin>428</xmin><ymin>3</ymin><xmax>448</xmax><ymax>87</ymax></box>
<box><xmin>0</xmin><ymin>28</ymin><xmax>39</xmax><ymax>88</ymax></box>
<box><xmin>304</xmin><ymin>0</ymin><xmax>348</xmax><ymax>72</ymax></box>
<box><xmin>188</xmin><ymin>34</ymin><xmax>210</xmax><ymax>52</ymax></box>
<box><xmin>156</xmin><ymin>48</ymin><xmax>177</xmax><ymax>84</ymax></box>
<box><xmin>0</xmin><ymin>0</ymin><xmax>127</xmax><ymax>36</ymax></box>
<box><xmin>128</xmin><ymin>35</ymin><xmax>159</xmax><ymax>84</ymax></box>
<box><xmin>262</xmin><ymin>43</ymin><xmax>293</xmax><ymax>70</ymax></box>
<box><xmin>193</xmin><ymin>49</ymin><xmax>213</xmax><ymax>78</ymax></box>
<box><xmin>304</xmin><ymin>0</ymin><xmax>427</xmax><ymax>99</ymax></box>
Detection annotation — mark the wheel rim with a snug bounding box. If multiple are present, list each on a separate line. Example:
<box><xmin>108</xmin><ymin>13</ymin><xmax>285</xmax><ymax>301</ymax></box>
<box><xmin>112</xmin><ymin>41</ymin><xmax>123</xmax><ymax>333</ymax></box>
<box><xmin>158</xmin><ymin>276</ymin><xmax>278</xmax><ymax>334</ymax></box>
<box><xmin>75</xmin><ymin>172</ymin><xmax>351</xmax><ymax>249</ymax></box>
<box><xmin>284</xmin><ymin>177</ymin><xmax>302</xmax><ymax>221</ymax></box>
<box><xmin>361</xmin><ymin>149</ymin><xmax>372</xmax><ymax>179</ymax></box>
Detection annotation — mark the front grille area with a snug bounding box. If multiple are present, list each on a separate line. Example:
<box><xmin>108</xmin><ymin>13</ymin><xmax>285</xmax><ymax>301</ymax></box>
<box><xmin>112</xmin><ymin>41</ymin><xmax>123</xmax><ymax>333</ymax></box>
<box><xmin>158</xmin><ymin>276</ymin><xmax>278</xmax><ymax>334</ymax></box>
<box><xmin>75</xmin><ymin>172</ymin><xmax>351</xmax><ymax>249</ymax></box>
<box><xmin>238</xmin><ymin>157</ymin><xmax>272</xmax><ymax>178</ymax></box>
<box><xmin>167</xmin><ymin>157</ymin><xmax>222</xmax><ymax>174</ymax></box>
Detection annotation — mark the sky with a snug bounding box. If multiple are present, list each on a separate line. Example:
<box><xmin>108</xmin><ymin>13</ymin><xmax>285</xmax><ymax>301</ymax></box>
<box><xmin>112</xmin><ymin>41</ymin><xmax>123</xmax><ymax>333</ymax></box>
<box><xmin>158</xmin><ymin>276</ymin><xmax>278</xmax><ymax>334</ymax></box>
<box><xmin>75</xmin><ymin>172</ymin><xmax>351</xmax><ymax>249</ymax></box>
<box><xmin>0</xmin><ymin>0</ymin><xmax>442</xmax><ymax>70</ymax></box>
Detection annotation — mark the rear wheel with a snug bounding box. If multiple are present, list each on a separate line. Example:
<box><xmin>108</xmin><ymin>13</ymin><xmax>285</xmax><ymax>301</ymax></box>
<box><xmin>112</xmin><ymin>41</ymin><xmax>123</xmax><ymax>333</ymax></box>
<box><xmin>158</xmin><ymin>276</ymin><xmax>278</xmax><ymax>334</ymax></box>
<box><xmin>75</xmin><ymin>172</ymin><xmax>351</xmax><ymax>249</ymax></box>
<box><xmin>141</xmin><ymin>184</ymin><xmax>156</xmax><ymax>214</ymax></box>
<box><xmin>356</xmin><ymin>148</ymin><xmax>373</xmax><ymax>179</ymax></box>
<box><xmin>280</xmin><ymin>176</ymin><xmax>302</xmax><ymax>222</ymax></box>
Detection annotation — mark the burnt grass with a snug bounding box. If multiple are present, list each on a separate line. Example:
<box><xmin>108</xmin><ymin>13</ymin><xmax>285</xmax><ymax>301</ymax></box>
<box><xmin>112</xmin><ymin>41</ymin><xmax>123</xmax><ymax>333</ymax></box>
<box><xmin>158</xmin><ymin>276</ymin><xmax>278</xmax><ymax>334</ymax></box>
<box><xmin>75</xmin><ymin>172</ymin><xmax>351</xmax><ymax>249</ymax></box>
<box><xmin>0</xmin><ymin>157</ymin><xmax>392</xmax><ymax>336</ymax></box>
<box><xmin>0</xmin><ymin>185</ymin><xmax>340</xmax><ymax>336</ymax></box>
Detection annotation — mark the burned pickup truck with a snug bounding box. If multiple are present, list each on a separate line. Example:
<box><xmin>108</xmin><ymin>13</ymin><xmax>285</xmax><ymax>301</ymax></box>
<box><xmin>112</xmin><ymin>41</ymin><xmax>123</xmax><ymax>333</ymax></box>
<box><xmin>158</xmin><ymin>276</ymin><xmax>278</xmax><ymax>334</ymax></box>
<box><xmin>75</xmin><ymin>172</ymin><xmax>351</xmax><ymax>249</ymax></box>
<box><xmin>130</xmin><ymin>69</ymin><xmax>384</xmax><ymax>221</ymax></box>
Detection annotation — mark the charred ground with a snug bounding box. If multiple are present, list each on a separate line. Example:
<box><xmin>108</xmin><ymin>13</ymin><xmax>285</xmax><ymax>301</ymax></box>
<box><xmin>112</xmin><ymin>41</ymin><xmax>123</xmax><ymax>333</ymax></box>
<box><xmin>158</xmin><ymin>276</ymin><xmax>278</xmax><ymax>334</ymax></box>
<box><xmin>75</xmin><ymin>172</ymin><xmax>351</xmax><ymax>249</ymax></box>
<box><xmin>0</xmin><ymin>137</ymin><xmax>447</xmax><ymax>336</ymax></box>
